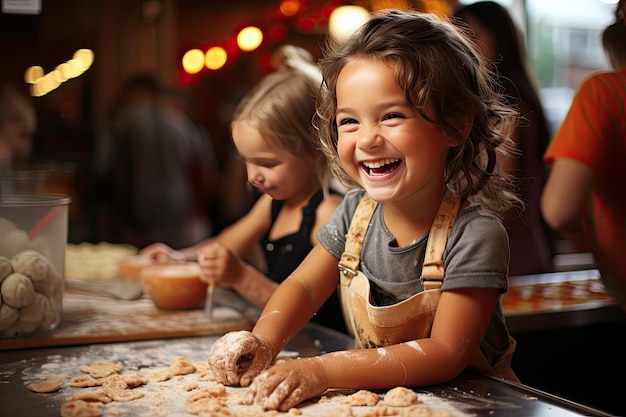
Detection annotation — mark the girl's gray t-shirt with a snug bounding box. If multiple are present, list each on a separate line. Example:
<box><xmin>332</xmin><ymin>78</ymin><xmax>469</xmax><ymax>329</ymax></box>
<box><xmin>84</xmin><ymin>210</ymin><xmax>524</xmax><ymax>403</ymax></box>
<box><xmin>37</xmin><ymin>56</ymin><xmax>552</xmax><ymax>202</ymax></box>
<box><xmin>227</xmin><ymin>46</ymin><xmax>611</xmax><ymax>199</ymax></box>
<box><xmin>317</xmin><ymin>188</ymin><xmax>513</xmax><ymax>365</ymax></box>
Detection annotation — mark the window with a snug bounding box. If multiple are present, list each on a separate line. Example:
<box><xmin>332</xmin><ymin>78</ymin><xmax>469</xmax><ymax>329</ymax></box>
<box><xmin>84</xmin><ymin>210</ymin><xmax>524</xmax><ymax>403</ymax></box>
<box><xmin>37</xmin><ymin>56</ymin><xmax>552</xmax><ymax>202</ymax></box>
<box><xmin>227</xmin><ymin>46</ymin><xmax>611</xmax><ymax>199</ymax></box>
<box><xmin>457</xmin><ymin>0</ymin><xmax>617</xmax><ymax>132</ymax></box>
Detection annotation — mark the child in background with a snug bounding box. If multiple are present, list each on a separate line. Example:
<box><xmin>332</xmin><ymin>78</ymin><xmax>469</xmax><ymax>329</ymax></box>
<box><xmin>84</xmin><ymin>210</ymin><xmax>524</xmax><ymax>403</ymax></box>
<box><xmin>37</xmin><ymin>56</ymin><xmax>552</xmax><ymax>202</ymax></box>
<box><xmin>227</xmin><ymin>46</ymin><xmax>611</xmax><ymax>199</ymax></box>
<box><xmin>140</xmin><ymin>45</ymin><xmax>345</xmax><ymax>332</ymax></box>
<box><xmin>208</xmin><ymin>9</ymin><xmax>520</xmax><ymax>412</ymax></box>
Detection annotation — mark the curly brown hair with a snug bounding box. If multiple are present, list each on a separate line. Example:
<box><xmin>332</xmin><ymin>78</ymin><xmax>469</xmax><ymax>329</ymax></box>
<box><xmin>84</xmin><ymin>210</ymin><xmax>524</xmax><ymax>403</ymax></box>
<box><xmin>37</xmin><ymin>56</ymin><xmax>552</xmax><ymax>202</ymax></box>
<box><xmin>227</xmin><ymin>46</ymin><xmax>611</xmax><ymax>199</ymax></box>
<box><xmin>315</xmin><ymin>9</ymin><xmax>522</xmax><ymax>217</ymax></box>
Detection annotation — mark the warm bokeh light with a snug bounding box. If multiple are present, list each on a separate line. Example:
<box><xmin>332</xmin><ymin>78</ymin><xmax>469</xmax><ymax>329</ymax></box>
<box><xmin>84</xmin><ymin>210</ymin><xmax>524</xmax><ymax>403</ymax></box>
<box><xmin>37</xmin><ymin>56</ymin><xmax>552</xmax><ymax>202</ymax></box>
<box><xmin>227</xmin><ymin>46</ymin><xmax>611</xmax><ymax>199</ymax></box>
<box><xmin>328</xmin><ymin>5</ymin><xmax>369</xmax><ymax>43</ymax></box>
<box><xmin>182</xmin><ymin>49</ymin><xmax>205</xmax><ymax>74</ymax></box>
<box><xmin>24</xmin><ymin>66</ymin><xmax>44</xmax><ymax>84</ymax></box>
<box><xmin>237</xmin><ymin>26</ymin><xmax>263</xmax><ymax>52</ymax></box>
<box><xmin>205</xmin><ymin>46</ymin><xmax>228</xmax><ymax>70</ymax></box>
<box><xmin>279</xmin><ymin>0</ymin><xmax>300</xmax><ymax>16</ymax></box>
<box><xmin>24</xmin><ymin>49</ymin><xmax>94</xmax><ymax>96</ymax></box>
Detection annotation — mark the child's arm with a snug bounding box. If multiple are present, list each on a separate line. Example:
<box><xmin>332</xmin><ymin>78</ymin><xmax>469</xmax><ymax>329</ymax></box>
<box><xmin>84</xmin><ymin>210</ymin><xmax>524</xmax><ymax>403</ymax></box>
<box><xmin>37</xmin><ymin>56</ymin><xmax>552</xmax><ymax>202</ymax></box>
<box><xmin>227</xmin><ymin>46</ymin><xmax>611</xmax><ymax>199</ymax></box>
<box><xmin>208</xmin><ymin>244</ymin><xmax>340</xmax><ymax>386</ymax></box>
<box><xmin>246</xmin><ymin>287</ymin><xmax>498</xmax><ymax>411</ymax></box>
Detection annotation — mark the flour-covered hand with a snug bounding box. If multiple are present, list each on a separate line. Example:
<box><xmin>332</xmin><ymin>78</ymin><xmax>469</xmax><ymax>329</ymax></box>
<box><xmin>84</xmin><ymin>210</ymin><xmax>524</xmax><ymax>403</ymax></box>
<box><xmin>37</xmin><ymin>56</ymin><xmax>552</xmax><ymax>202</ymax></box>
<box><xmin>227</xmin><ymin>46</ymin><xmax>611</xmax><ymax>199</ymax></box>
<box><xmin>208</xmin><ymin>330</ymin><xmax>273</xmax><ymax>387</ymax></box>
<box><xmin>244</xmin><ymin>357</ymin><xmax>328</xmax><ymax>411</ymax></box>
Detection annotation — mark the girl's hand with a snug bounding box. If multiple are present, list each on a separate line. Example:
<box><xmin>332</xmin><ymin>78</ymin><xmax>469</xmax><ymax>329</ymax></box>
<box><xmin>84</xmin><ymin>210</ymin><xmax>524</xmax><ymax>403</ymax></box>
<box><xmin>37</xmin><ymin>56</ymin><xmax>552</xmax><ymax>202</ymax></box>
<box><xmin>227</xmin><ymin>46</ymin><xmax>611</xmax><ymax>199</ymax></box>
<box><xmin>139</xmin><ymin>243</ymin><xmax>185</xmax><ymax>263</ymax></box>
<box><xmin>208</xmin><ymin>331</ymin><xmax>273</xmax><ymax>387</ymax></box>
<box><xmin>244</xmin><ymin>357</ymin><xmax>328</xmax><ymax>411</ymax></box>
<box><xmin>197</xmin><ymin>242</ymin><xmax>245</xmax><ymax>287</ymax></box>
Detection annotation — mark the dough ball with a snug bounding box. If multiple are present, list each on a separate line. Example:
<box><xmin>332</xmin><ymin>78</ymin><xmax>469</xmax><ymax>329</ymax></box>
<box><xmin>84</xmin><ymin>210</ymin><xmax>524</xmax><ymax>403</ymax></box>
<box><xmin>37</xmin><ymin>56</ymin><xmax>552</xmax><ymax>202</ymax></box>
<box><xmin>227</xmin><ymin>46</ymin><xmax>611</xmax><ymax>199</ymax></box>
<box><xmin>1</xmin><ymin>321</ymin><xmax>20</xmax><ymax>337</ymax></box>
<box><xmin>1</xmin><ymin>272</ymin><xmax>36</xmax><ymax>308</ymax></box>
<box><xmin>38</xmin><ymin>293</ymin><xmax>61</xmax><ymax>331</ymax></box>
<box><xmin>0</xmin><ymin>303</ymin><xmax>19</xmax><ymax>331</ymax></box>
<box><xmin>16</xmin><ymin>292</ymin><xmax>48</xmax><ymax>334</ymax></box>
<box><xmin>0</xmin><ymin>256</ymin><xmax>13</xmax><ymax>283</ymax></box>
<box><xmin>0</xmin><ymin>229</ymin><xmax>31</xmax><ymax>259</ymax></box>
<box><xmin>12</xmin><ymin>249</ymin><xmax>49</xmax><ymax>282</ymax></box>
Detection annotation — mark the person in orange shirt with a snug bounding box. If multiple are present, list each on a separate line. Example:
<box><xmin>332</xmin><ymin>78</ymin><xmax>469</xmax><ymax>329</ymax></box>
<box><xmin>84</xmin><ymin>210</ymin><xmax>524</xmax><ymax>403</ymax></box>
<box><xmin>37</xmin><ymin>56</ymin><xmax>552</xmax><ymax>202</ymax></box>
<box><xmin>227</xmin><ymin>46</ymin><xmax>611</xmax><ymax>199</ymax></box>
<box><xmin>541</xmin><ymin>12</ymin><xmax>626</xmax><ymax>311</ymax></box>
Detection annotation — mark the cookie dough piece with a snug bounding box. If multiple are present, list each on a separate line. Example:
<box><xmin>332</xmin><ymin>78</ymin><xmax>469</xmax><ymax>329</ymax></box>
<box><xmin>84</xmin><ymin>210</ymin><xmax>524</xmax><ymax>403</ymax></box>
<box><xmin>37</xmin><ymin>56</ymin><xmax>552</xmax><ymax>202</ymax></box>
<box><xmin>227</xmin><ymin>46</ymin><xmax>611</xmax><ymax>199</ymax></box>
<box><xmin>60</xmin><ymin>400</ymin><xmax>104</xmax><ymax>417</ymax></box>
<box><xmin>170</xmin><ymin>356</ymin><xmax>196</xmax><ymax>375</ymax></box>
<box><xmin>101</xmin><ymin>375</ymin><xmax>144</xmax><ymax>402</ymax></box>
<box><xmin>1</xmin><ymin>272</ymin><xmax>36</xmax><ymax>308</ymax></box>
<box><xmin>28</xmin><ymin>375</ymin><xmax>65</xmax><ymax>393</ymax></box>
<box><xmin>78</xmin><ymin>361</ymin><xmax>124</xmax><ymax>378</ymax></box>
<box><xmin>342</xmin><ymin>389</ymin><xmax>380</xmax><ymax>406</ymax></box>
<box><xmin>383</xmin><ymin>386</ymin><xmax>419</xmax><ymax>407</ymax></box>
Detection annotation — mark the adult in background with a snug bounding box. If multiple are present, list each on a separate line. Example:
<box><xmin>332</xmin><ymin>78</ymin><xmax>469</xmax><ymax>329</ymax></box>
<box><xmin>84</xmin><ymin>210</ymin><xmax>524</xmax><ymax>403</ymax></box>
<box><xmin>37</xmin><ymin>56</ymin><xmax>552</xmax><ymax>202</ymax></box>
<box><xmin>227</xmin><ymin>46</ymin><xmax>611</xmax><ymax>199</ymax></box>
<box><xmin>454</xmin><ymin>1</ymin><xmax>554</xmax><ymax>276</ymax></box>
<box><xmin>96</xmin><ymin>74</ymin><xmax>217</xmax><ymax>249</ymax></box>
<box><xmin>0</xmin><ymin>84</ymin><xmax>36</xmax><ymax>182</ymax></box>
<box><xmin>541</xmin><ymin>8</ymin><xmax>626</xmax><ymax>311</ymax></box>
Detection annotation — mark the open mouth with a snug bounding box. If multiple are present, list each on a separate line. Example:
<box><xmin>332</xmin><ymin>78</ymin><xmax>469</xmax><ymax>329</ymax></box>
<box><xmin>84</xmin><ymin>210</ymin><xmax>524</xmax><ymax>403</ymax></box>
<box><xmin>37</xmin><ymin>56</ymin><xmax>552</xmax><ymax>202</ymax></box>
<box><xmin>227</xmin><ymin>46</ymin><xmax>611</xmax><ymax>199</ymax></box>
<box><xmin>361</xmin><ymin>158</ymin><xmax>401</xmax><ymax>175</ymax></box>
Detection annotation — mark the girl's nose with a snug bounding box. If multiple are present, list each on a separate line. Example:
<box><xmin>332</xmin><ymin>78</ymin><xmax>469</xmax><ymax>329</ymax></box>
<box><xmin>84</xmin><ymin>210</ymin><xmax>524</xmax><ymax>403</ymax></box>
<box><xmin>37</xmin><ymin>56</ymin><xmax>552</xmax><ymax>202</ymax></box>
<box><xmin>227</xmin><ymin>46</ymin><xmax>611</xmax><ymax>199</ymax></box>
<box><xmin>247</xmin><ymin>166</ymin><xmax>263</xmax><ymax>186</ymax></box>
<box><xmin>357</xmin><ymin>125</ymin><xmax>384</xmax><ymax>149</ymax></box>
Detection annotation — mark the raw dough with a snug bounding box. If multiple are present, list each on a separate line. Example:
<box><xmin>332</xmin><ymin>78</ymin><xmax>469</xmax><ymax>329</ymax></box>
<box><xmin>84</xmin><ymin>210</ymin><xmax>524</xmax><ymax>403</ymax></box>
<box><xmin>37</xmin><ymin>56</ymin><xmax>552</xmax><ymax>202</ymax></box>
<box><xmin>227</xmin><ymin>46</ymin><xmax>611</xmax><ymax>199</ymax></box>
<box><xmin>1</xmin><ymin>272</ymin><xmax>36</xmax><ymax>308</ymax></box>
<box><xmin>0</xmin><ymin>303</ymin><xmax>19</xmax><ymax>331</ymax></box>
<box><xmin>383</xmin><ymin>386</ymin><xmax>419</xmax><ymax>407</ymax></box>
<box><xmin>0</xmin><ymin>256</ymin><xmax>12</xmax><ymax>283</ymax></box>
<box><xmin>78</xmin><ymin>361</ymin><xmax>124</xmax><ymax>378</ymax></box>
<box><xmin>28</xmin><ymin>375</ymin><xmax>65</xmax><ymax>393</ymax></box>
<box><xmin>11</xmin><ymin>249</ymin><xmax>48</xmax><ymax>282</ymax></box>
<box><xmin>60</xmin><ymin>400</ymin><xmax>104</xmax><ymax>417</ymax></box>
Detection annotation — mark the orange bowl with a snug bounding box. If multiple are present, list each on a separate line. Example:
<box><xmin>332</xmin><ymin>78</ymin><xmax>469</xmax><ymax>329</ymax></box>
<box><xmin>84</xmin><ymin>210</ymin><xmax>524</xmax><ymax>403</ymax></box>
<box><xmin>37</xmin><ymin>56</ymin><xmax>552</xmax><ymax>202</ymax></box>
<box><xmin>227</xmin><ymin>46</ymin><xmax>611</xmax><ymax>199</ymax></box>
<box><xmin>141</xmin><ymin>263</ymin><xmax>207</xmax><ymax>310</ymax></box>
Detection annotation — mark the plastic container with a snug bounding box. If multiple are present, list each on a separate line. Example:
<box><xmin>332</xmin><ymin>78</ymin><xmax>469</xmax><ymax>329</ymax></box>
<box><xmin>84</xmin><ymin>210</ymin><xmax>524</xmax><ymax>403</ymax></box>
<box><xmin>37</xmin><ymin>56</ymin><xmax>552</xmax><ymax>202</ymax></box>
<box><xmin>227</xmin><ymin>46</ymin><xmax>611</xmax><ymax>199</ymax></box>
<box><xmin>0</xmin><ymin>193</ymin><xmax>71</xmax><ymax>338</ymax></box>
<box><xmin>141</xmin><ymin>262</ymin><xmax>207</xmax><ymax>310</ymax></box>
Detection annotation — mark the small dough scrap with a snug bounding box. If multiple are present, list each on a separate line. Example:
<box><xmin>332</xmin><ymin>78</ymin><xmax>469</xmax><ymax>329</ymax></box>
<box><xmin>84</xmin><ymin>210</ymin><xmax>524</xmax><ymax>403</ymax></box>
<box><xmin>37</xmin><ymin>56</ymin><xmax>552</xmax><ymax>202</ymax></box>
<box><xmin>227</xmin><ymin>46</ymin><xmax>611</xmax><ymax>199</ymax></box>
<box><xmin>28</xmin><ymin>375</ymin><xmax>65</xmax><ymax>393</ymax></box>
<box><xmin>148</xmin><ymin>368</ymin><xmax>172</xmax><ymax>382</ymax></box>
<box><xmin>1</xmin><ymin>272</ymin><xmax>36</xmax><ymax>308</ymax></box>
<box><xmin>60</xmin><ymin>400</ymin><xmax>104</xmax><ymax>417</ymax></box>
<box><xmin>0</xmin><ymin>303</ymin><xmax>19</xmax><ymax>331</ymax></box>
<box><xmin>170</xmin><ymin>356</ymin><xmax>195</xmax><ymax>375</ymax></box>
<box><xmin>66</xmin><ymin>390</ymin><xmax>112</xmax><ymax>404</ymax></box>
<box><xmin>70</xmin><ymin>376</ymin><xmax>104</xmax><ymax>388</ymax></box>
<box><xmin>0</xmin><ymin>256</ymin><xmax>13</xmax><ymax>283</ymax></box>
<box><xmin>101</xmin><ymin>375</ymin><xmax>144</xmax><ymax>402</ymax></box>
<box><xmin>11</xmin><ymin>249</ymin><xmax>49</xmax><ymax>282</ymax></box>
<box><xmin>78</xmin><ymin>361</ymin><xmax>124</xmax><ymax>378</ymax></box>
<box><xmin>383</xmin><ymin>386</ymin><xmax>419</xmax><ymax>407</ymax></box>
<box><xmin>342</xmin><ymin>389</ymin><xmax>380</xmax><ymax>406</ymax></box>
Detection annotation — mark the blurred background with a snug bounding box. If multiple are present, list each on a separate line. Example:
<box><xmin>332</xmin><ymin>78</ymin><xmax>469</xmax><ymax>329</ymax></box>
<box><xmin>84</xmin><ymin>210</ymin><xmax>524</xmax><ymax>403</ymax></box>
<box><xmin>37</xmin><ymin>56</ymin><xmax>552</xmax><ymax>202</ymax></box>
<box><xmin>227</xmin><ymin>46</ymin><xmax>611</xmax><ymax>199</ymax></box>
<box><xmin>0</xmin><ymin>0</ymin><xmax>617</xmax><ymax>244</ymax></box>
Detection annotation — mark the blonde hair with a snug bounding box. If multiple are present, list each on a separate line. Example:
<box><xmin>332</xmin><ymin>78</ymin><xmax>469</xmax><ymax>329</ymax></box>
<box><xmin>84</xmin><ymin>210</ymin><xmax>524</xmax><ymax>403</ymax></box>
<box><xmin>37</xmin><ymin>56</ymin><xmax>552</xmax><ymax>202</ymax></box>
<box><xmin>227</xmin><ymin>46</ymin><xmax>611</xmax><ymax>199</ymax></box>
<box><xmin>315</xmin><ymin>10</ymin><xmax>521</xmax><ymax>217</ymax></box>
<box><xmin>231</xmin><ymin>45</ymin><xmax>330</xmax><ymax>194</ymax></box>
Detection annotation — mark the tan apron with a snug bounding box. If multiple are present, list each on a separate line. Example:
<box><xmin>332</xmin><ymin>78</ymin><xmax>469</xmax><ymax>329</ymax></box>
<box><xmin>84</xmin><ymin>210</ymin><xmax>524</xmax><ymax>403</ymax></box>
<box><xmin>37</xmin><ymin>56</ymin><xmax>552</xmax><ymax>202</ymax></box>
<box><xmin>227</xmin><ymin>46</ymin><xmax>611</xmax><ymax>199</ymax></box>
<box><xmin>338</xmin><ymin>190</ymin><xmax>519</xmax><ymax>381</ymax></box>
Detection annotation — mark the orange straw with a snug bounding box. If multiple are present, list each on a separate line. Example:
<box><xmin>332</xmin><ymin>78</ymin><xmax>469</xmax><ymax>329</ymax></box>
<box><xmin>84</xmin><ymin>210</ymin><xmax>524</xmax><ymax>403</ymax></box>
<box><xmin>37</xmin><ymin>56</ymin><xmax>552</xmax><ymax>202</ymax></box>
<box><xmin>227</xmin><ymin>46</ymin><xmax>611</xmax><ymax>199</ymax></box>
<box><xmin>28</xmin><ymin>205</ymin><xmax>64</xmax><ymax>240</ymax></box>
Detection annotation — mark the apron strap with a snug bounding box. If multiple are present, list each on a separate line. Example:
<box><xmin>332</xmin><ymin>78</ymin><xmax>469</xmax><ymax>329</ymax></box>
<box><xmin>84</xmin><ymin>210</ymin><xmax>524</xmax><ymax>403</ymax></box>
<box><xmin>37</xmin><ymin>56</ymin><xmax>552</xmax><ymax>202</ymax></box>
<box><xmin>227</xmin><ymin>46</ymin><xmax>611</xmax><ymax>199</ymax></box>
<box><xmin>339</xmin><ymin>189</ymin><xmax>461</xmax><ymax>287</ymax></box>
<box><xmin>338</xmin><ymin>193</ymin><xmax>378</xmax><ymax>278</ymax></box>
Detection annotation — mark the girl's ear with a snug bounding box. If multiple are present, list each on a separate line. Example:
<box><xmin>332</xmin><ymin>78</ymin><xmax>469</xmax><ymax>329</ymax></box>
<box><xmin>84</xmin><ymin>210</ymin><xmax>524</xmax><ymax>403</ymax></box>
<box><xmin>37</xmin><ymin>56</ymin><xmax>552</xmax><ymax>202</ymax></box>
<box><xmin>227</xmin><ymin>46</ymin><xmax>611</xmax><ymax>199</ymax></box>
<box><xmin>442</xmin><ymin>115</ymin><xmax>473</xmax><ymax>147</ymax></box>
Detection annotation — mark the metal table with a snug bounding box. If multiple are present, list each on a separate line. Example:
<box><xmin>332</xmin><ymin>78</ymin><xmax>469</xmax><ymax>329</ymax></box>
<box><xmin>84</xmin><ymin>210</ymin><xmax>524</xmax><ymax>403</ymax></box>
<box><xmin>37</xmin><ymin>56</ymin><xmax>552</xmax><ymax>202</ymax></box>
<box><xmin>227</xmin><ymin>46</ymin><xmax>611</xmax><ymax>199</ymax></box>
<box><xmin>0</xmin><ymin>322</ymin><xmax>615</xmax><ymax>417</ymax></box>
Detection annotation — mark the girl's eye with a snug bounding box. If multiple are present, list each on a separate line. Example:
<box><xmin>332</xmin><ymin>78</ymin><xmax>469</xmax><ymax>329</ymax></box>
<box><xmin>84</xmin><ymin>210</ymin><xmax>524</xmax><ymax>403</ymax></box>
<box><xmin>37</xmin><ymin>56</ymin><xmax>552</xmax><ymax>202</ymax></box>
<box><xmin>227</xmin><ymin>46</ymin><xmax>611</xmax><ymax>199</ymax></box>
<box><xmin>337</xmin><ymin>117</ymin><xmax>357</xmax><ymax>126</ymax></box>
<box><xmin>384</xmin><ymin>112</ymin><xmax>404</xmax><ymax>120</ymax></box>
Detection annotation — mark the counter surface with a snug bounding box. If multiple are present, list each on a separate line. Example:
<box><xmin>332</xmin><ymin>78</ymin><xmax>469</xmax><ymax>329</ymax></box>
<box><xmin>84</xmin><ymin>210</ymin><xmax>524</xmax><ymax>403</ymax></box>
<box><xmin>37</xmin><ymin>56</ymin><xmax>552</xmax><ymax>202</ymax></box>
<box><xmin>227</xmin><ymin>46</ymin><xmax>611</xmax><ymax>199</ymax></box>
<box><xmin>0</xmin><ymin>323</ymin><xmax>614</xmax><ymax>417</ymax></box>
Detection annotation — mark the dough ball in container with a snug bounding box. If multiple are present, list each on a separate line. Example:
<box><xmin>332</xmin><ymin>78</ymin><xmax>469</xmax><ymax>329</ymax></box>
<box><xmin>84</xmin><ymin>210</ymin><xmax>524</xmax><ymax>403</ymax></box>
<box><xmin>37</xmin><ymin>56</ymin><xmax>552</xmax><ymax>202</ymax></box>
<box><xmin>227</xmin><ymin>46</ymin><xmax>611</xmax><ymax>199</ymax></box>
<box><xmin>12</xmin><ymin>249</ymin><xmax>49</xmax><ymax>282</ymax></box>
<box><xmin>15</xmin><ymin>292</ymin><xmax>50</xmax><ymax>334</ymax></box>
<box><xmin>1</xmin><ymin>272</ymin><xmax>36</xmax><ymax>309</ymax></box>
<box><xmin>0</xmin><ymin>256</ymin><xmax>13</xmax><ymax>283</ymax></box>
<box><xmin>0</xmin><ymin>303</ymin><xmax>19</xmax><ymax>331</ymax></box>
<box><xmin>0</xmin><ymin>228</ymin><xmax>31</xmax><ymax>259</ymax></box>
